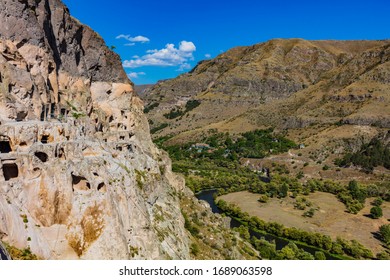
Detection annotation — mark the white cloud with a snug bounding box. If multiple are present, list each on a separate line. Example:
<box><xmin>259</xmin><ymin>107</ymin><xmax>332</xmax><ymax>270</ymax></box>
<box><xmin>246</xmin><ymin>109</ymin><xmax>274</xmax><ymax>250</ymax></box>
<box><xmin>205</xmin><ymin>54</ymin><xmax>211</xmax><ymax>58</ymax></box>
<box><xmin>127</xmin><ymin>72</ymin><xmax>146</xmax><ymax>79</ymax></box>
<box><xmin>177</xmin><ymin>63</ymin><xmax>192</xmax><ymax>71</ymax></box>
<box><xmin>116</xmin><ymin>34</ymin><xmax>150</xmax><ymax>46</ymax></box>
<box><xmin>179</xmin><ymin>41</ymin><xmax>196</xmax><ymax>52</ymax></box>
<box><xmin>123</xmin><ymin>41</ymin><xmax>196</xmax><ymax>70</ymax></box>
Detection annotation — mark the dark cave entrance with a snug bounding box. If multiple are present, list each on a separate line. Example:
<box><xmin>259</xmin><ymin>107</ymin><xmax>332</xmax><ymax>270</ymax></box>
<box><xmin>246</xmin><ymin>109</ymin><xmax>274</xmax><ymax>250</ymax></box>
<box><xmin>0</xmin><ymin>137</ymin><xmax>12</xmax><ymax>153</ymax></box>
<box><xmin>2</xmin><ymin>163</ymin><xmax>19</xmax><ymax>181</ymax></box>
<box><xmin>72</xmin><ymin>174</ymin><xmax>91</xmax><ymax>191</ymax></box>
<box><xmin>40</xmin><ymin>135</ymin><xmax>49</xmax><ymax>144</ymax></box>
<box><xmin>35</xmin><ymin>152</ymin><xmax>49</xmax><ymax>163</ymax></box>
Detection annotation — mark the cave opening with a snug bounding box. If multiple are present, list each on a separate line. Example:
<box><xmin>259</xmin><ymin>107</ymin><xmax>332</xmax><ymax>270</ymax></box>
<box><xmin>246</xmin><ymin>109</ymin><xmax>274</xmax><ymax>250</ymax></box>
<box><xmin>16</xmin><ymin>111</ymin><xmax>27</xmax><ymax>122</ymax></box>
<box><xmin>0</xmin><ymin>139</ymin><xmax>12</xmax><ymax>153</ymax></box>
<box><xmin>2</xmin><ymin>163</ymin><xmax>18</xmax><ymax>181</ymax></box>
<box><xmin>55</xmin><ymin>147</ymin><xmax>65</xmax><ymax>159</ymax></box>
<box><xmin>71</xmin><ymin>174</ymin><xmax>91</xmax><ymax>191</ymax></box>
<box><xmin>35</xmin><ymin>152</ymin><xmax>48</xmax><ymax>163</ymax></box>
<box><xmin>96</xmin><ymin>123</ymin><xmax>103</xmax><ymax>132</ymax></box>
<box><xmin>41</xmin><ymin>135</ymin><xmax>49</xmax><ymax>144</ymax></box>
<box><xmin>97</xmin><ymin>182</ymin><xmax>107</xmax><ymax>193</ymax></box>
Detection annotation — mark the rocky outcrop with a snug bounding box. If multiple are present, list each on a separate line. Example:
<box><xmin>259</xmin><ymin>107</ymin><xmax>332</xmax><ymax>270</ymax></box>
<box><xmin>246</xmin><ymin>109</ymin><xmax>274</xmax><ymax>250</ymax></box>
<box><xmin>0</xmin><ymin>0</ymin><xmax>190</xmax><ymax>259</ymax></box>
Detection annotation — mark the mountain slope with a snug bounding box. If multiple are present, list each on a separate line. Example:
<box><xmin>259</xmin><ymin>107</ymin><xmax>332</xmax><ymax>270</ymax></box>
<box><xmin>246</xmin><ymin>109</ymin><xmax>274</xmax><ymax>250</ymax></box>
<box><xmin>142</xmin><ymin>39</ymin><xmax>390</xmax><ymax>147</ymax></box>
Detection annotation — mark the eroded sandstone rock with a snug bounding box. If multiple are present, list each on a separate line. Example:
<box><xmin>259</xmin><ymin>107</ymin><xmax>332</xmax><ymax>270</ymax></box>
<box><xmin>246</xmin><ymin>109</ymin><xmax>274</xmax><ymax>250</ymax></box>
<box><xmin>0</xmin><ymin>0</ymin><xmax>189</xmax><ymax>259</ymax></box>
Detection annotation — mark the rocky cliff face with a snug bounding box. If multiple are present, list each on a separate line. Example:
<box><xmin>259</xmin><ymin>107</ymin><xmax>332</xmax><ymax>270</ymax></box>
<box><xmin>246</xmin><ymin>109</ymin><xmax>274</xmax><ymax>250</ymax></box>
<box><xmin>0</xmin><ymin>0</ymin><xmax>191</xmax><ymax>259</ymax></box>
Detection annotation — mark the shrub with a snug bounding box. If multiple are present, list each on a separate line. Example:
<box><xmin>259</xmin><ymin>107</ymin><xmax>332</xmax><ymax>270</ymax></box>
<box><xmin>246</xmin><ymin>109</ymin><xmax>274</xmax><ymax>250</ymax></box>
<box><xmin>372</xmin><ymin>198</ymin><xmax>383</xmax><ymax>206</ymax></box>
<box><xmin>315</xmin><ymin>251</ymin><xmax>326</xmax><ymax>260</ymax></box>
<box><xmin>296</xmin><ymin>171</ymin><xmax>304</xmax><ymax>179</ymax></box>
<box><xmin>190</xmin><ymin>243</ymin><xmax>200</xmax><ymax>256</ymax></box>
<box><xmin>379</xmin><ymin>224</ymin><xmax>390</xmax><ymax>245</ymax></box>
<box><xmin>303</xmin><ymin>208</ymin><xmax>316</xmax><ymax>218</ymax></box>
<box><xmin>322</xmin><ymin>165</ymin><xmax>330</xmax><ymax>171</ymax></box>
<box><xmin>185</xmin><ymin>100</ymin><xmax>201</xmax><ymax>111</ymax></box>
<box><xmin>370</xmin><ymin>206</ymin><xmax>383</xmax><ymax>219</ymax></box>
<box><xmin>150</xmin><ymin>123</ymin><xmax>168</xmax><ymax>134</ymax></box>
<box><xmin>258</xmin><ymin>195</ymin><xmax>269</xmax><ymax>203</ymax></box>
<box><xmin>376</xmin><ymin>251</ymin><xmax>390</xmax><ymax>260</ymax></box>
<box><xmin>335</xmin><ymin>138</ymin><xmax>390</xmax><ymax>172</ymax></box>
<box><xmin>144</xmin><ymin>102</ymin><xmax>159</xmax><ymax>113</ymax></box>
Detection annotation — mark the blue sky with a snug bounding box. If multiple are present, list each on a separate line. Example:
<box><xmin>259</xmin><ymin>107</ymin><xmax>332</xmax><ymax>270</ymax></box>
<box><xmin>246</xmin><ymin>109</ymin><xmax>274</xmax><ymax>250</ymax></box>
<box><xmin>62</xmin><ymin>0</ymin><xmax>389</xmax><ymax>85</ymax></box>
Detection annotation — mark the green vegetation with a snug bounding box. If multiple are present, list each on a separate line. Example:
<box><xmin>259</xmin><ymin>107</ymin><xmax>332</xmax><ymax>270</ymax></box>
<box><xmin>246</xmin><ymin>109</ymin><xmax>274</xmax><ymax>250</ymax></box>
<box><xmin>190</xmin><ymin>243</ymin><xmax>200</xmax><ymax>256</ymax></box>
<box><xmin>217</xmin><ymin>199</ymin><xmax>373</xmax><ymax>259</ymax></box>
<box><xmin>155</xmin><ymin>130</ymin><xmax>298</xmax><ymax>203</ymax></box>
<box><xmin>135</xmin><ymin>169</ymin><xmax>146</xmax><ymax>190</ymax></box>
<box><xmin>156</xmin><ymin>130</ymin><xmax>388</xmax><ymax>216</ymax></box>
<box><xmin>303</xmin><ymin>208</ymin><xmax>316</xmax><ymax>218</ymax></box>
<box><xmin>370</xmin><ymin>206</ymin><xmax>383</xmax><ymax>219</ymax></box>
<box><xmin>185</xmin><ymin>100</ymin><xmax>201</xmax><ymax>111</ymax></box>
<box><xmin>315</xmin><ymin>251</ymin><xmax>326</xmax><ymax>260</ymax></box>
<box><xmin>294</xmin><ymin>197</ymin><xmax>312</xmax><ymax>210</ymax></box>
<box><xmin>338</xmin><ymin>180</ymin><xmax>367</xmax><ymax>214</ymax></box>
<box><xmin>322</xmin><ymin>165</ymin><xmax>330</xmax><ymax>171</ymax></box>
<box><xmin>3</xmin><ymin>242</ymin><xmax>38</xmax><ymax>260</ymax></box>
<box><xmin>150</xmin><ymin>123</ymin><xmax>168</xmax><ymax>134</ymax></box>
<box><xmin>144</xmin><ymin>102</ymin><xmax>159</xmax><ymax>113</ymax></box>
<box><xmin>258</xmin><ymin>195</ymin><xmax>269</xmax><ymax>203</ymax></box>
<box><xmin>182</xmin><ymin>211</ymin><xmax>200</xmax><ymax>237</ymax></box>
<box><xmin>20</xmin><ymin>214</ymin><xmax>28</xmax><ymax>224</ymax></box>
<box><xmin>379</xmin><ymin>224</ymin><xmax>390</xmax><ymax>246</ymax></box>
<box><xmin>376</xmin><ymin>250</ymin><xmax>390</xmax><ymax>260</ymax></box>
<box><xmin>164</xmin><ymin>108</ymin><xmax>184</xmax><ymax>119</ymax></box>
<box><xmin>129</xmin><ymin>246</ymin><xmax>139</xmax><ymax>258</ymax></box>
<box><xmin>155</xmin><ymin>130</ymin><xmax>389</xmax><ymax>259</ymax></box>
<box><xmin>159</xmin><ymin>129</ymin><xmax>295</xmax><ymax>181</ymax></box>
<box><xmin>71</xmin><ymin>110</ymin><xmax>85</xmax><ymax>119</ymax></box>
<box><xmin>162</xmin><ymin>129</ymin><xmax>296</xmax><ymax>162</ymax></box>
<box><xmin>235</xmin><ymin>226</ymin><xmax>316</xmax><ymax>260</ymax></box>
<box><xmin>335</xmin><ymin>138</ymin><xmax>390</xmax><ymax>172</ymax></box>
<box><xmin>372</xmin><ymin>197</ymin><xmax>383</xmax><ymax>206</ymax></box>
<box><xmin>164</xmin><ymin>100</ymin><xmax>201</xmax><ymax>119</ymax></box>
<box><xmin>66</xmin><ymin>101</ymin><xmax>86</xmax><ymax>119</ymax></box>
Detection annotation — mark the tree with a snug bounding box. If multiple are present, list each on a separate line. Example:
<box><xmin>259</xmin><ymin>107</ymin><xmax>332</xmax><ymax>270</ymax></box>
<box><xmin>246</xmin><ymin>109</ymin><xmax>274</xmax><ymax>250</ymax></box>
<box><xmin>370</xmin><ymin>206</ymin><xmax>383</xmax><ymax>219</ymax></box>
<box><xmin>296</xmin><ymin>171</ymin><xmax>304</xmax><ymax>179</ymax></box>
<box><xmin>278</xmin><ymin>245</ymin><xmax>296</xmax><ymax>260</ymax></box>
<box><xmin>253</xmin><ymin>238</ymin><xmax>277</xmax><ymax>259</ymax></box>
<box><xmin>376</xmin><ymin>251</ymin><xmax>390</xmax><ymax>260</ymax></box>
<box><xmin>258</xmin><ymin>195</ymin><xmax>269</xmax><ymax>203</ymax></box>
<box><xmin>372</xmin><ymin>197</ymin><xmax>383</xmax><ymax>206</ymax></box>
<box><xmin>303</xmin><ymin>208</ymin><xmax>316</xmax><ymax>218</ymax></box>
<box><xmin>348</xmin><ymin>180</ymin><xmax>366</xmax><ymax>203</ymax></box>
<box><xmin>315</xmin><ymin>251</ymin><xmax>326</xmax><ymax>260</ymax></box>
<box><xmin>279</xmin><ymin>183</ymin><xmax>288</xmax><ymax>198</ymax></box>
<box><xmin>379</xmin><ymin>224</ymin><xmax>390</xmax><ymax>245</ymax></box>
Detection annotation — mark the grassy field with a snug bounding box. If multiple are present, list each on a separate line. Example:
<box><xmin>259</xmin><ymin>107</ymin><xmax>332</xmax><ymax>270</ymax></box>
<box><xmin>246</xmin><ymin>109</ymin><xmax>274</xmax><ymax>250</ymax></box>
<box><xmin>219</xmin><ymin>191</ymin><xmax>390</xmax><ymax>254</ymax></box>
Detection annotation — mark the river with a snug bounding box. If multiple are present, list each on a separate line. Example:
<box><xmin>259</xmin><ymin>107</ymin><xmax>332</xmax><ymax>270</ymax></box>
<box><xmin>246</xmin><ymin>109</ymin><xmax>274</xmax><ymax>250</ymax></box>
<box><xmin>0</xmin><ymin>242</ymin><xmax>11</xmax><ymax>260</ymax></box>
<box><xmin>196</xmin><ymin>189</ymin><xmax>337</xmax><ymax>260</ymax></box>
